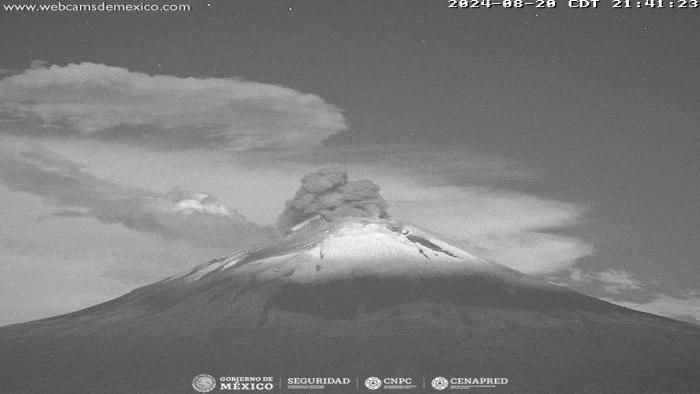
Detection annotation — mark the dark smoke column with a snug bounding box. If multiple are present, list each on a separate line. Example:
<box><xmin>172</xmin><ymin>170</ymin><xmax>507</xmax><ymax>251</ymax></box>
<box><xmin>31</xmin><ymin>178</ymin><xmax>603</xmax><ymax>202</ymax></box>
<box><xmin>277</xmin><ymin>166</ymin><xmax>389</xmax><ymax>231</ymax></box>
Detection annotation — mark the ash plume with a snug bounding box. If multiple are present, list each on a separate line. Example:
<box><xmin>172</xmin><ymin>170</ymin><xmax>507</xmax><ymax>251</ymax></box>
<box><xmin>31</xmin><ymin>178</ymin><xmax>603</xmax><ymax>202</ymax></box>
<box><xmin>277</xmin><ymin>166</ymin><xmax>389</xmax><ymax>230</ymax></box>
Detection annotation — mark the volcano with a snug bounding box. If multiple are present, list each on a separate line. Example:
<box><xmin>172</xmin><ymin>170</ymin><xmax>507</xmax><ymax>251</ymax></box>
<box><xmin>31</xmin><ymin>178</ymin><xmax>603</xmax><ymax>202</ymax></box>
<box><xmin>1</xmin><ymin>217</ymin><xmax>700</xmax><ymax>393</ymax></box>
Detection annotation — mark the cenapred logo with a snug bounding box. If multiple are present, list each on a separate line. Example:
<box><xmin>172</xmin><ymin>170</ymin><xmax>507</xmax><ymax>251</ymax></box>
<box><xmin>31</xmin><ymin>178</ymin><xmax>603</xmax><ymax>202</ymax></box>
<box><xmin>431</xmin><ymin>377</ymin><xmax>449</xmax><ymax>390</ymax></box>
<box><xmin>365</xmin><ymin>377</ymin><xmax>382</xmax><ymax>390</ymax></box>
<box><xmin>192</xmin><ymin>374</ymin><xmax>217</xmax><ymax>393</ymax></box>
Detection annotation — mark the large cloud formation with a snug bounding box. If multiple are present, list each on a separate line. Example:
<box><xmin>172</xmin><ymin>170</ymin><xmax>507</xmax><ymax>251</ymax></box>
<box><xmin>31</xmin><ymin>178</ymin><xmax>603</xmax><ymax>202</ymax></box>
<box><xmin>277</xmin><ymin>166</ymin><xmax>389</xmax><ymax>230</ymax></box>
<box><xmin>0</xmin><ymin>143</ymin><xmax>272</xmax><ymax>248</ymax></box>
<box><xmin>0</xmin><ymin>62</ymin><xmax>346</xmax><ymax>150</ymax></box>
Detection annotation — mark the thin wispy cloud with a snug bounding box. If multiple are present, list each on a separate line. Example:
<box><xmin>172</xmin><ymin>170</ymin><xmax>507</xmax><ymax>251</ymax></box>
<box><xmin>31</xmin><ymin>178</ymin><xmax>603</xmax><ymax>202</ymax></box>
<box><xmin>593</xmin><ymin>269</ymin><xmax>645</xmax><ymax>294</ymax></box>
<box><xmin>604</xmin><ymin>294</ymin><xmax>700</xmax><ymax>325</ymax></box>
<box><xmin>250</xmin><ymin>143</ymin><xmax>536</xmax><ymax>183</ymax></box>
<box><xmin>379</xmin><ymin>181</ymin><xmax>595</xmax><ymax>275</ymax></box>
<box><xmin>0</xmin><ymin>142</ymin><xmax>272</xmax><ymax>248</ymax></box>
<box><xmin>0</xmin><ymin>62</ymin><xmax>346</xmax><ymax>150</ymax></box>
<box><xmin>549</xmin><ymin>268</ymin><xmax>645</xmax><ymax>294</ymax></box>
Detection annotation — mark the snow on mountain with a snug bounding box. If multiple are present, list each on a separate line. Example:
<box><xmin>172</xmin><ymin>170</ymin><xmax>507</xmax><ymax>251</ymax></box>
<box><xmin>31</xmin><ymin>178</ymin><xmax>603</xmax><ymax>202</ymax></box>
<box><xmin>174</xmin><ymin>218</ymin><xmax>493</xmax><ymax>284</ymax></box>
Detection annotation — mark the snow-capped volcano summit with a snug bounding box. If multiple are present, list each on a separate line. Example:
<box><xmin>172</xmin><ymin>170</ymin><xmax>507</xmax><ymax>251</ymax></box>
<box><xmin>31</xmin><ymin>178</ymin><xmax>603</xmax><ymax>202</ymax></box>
<box><xmin>174</xmin><ymin>217</ymin><xmax>494</xmax><ymax>284</ymax></box>
<box><xmin>2</xmin><ymin>217</ymin><xmax>700</xmax><ymax>394</ymax></box>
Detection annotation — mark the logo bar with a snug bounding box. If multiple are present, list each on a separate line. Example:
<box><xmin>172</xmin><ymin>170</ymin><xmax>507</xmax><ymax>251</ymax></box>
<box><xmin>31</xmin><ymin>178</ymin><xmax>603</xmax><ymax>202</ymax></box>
<box><xmin>192</xmin><ymin>375</ymin><xmax>509</xmax><ymax>391</ymax></box>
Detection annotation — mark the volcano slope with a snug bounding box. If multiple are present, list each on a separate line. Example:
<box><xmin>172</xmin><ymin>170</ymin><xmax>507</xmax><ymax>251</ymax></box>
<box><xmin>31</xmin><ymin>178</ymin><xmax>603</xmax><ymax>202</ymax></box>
<box><xmin>1</xmin><ymin>218</ymin><xmax>700</xmax><ymax>394</ymax></box>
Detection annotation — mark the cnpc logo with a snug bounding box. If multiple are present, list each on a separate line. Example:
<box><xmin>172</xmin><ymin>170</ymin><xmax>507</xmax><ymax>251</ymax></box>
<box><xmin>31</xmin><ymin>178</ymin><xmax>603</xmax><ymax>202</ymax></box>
<box><xmin>365</xmin><ymin>377</ymin><xmax>382</xmax><ymax>390</ymax></box>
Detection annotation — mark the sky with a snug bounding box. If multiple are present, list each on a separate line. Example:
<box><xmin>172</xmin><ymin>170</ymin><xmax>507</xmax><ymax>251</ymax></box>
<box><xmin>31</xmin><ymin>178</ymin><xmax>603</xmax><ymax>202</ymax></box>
<box><xmin>0</xmin><ymin>0</ymin><xmax>698</xmax><ymax>326</ymax></box>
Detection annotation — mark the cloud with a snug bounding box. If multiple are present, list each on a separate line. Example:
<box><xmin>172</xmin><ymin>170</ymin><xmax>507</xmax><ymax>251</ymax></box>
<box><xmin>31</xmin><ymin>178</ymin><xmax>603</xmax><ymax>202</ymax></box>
<box><xmin>0</xmin><ymin>142</ymin><xmax>272</xmax><ymax>248</ymax></box>
<box><xmin>0</xmin><ymin>143</ymin><xmax>134</xmax><ymax>207</ymax></box>
<box><xmin>469</xmin><ymin>234</ymin><xmax>595</xmax><ymax>275</ymax></box>
<box><xmin>0</xmin><ymin>62</ymin><xmax>346</xmax><ymax>150</ymax></box>
<box><xmin>604</xmin><ymin>294</ymin><xmax>700</xmax><ymax>325</ymax></box>
<box><xmin>49</xmin><ymin>188</ymin><xmax>273</xmax><ymax>248</ymax></box>
<box><xmin>592</xmin><ymin>269</ymin><xmax>644</xmax><ymax>293</ymax></box>
<box><xmin>549</xmin><ymin>268</ymin><xmax>644</xmax><ymax>294</ymax></box>
<box><xmin>381</xmin><ymin>183</ymin><xmax>594</xmax><ymax>275</ymax></box>
<box><xmin>277</xmin><ymin>166</ymin><xmax>389</xmax><ymax>230</ymax></box>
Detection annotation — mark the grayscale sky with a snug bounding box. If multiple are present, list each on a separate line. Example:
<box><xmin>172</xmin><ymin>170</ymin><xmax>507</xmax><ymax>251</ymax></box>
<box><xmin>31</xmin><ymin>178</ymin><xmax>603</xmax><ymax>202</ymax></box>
<box><xmin>0</xmin><ymin>0</ymin><xmax>698</xmax><ymax>326</ymax></box>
